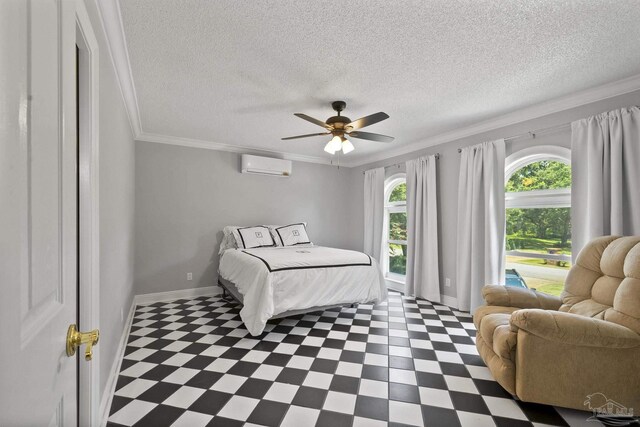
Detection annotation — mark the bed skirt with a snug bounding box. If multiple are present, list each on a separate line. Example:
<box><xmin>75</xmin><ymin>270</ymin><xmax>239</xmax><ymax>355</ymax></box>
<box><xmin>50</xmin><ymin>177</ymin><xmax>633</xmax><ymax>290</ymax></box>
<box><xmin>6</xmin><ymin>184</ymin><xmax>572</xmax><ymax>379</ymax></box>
<box><xmin>216</xmin><ymin>277</ymin><xmax>356</xmax><ymax>320</ymax></box>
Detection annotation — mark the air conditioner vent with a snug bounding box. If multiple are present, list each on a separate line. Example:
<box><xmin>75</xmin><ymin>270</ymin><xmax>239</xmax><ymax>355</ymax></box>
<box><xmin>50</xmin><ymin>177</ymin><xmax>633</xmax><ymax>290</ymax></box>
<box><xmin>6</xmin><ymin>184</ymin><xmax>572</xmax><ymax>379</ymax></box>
<box><xmin>241</xmin><ymin>154</ymin><xmax>292</xmax><ymax>177</ymax></box>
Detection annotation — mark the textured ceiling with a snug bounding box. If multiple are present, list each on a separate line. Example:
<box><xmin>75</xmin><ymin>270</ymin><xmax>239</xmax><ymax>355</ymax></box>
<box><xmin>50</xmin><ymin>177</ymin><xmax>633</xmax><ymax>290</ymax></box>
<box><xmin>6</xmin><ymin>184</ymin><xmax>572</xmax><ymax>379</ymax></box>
<box><xmin>119</xmin><ymin>0</ymin><xmax>640</xmax><ymax>163</ymax></box>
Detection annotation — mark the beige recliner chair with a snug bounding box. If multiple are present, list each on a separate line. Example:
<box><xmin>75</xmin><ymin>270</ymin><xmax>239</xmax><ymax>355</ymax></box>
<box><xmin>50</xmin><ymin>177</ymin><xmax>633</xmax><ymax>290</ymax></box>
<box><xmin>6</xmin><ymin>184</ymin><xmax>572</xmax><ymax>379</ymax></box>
<box><xmin>474</xmin><ymin>236</ymin><xmax>640</xmax><ymax>411</ymax></box>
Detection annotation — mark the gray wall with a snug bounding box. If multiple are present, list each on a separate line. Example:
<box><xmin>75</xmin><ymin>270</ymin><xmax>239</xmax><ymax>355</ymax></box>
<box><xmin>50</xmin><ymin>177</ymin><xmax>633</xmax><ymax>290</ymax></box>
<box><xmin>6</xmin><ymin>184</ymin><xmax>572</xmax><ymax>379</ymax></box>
<box><xmin>133</xmin><ymin>89</ymin><xmax>640</xmax><ymax>307</ymax></box>
<box><xmin>85</xmin><ymin>0</ymin><xmax>136</xmax><ymax>404</ymax></box>
<box><xmin>134</xmin><ymin>142</ymin><xmax>357</xmax><ymax>295</ymax></box>
<box><xmin>349</xmin><ymin>89</ymin><xmax>640</xmax><ymax>301</ymax></box>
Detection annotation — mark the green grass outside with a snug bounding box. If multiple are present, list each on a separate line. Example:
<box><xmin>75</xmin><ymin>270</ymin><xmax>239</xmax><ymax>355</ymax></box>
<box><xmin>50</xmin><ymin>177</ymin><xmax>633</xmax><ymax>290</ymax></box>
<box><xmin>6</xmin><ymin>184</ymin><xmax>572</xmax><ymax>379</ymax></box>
<box><xmin>518</xmin><ymin>276</ymin><xmax>564</xmax><ymax>296</ymax></box>
<box><xmin>531</xmin><ymin>282</ymin><xmax>564</xmax><ymax>296</ymax></box>
<box><xmin>512</xmin><ymin>257</ymin><xmax>571</xmax><ymax>270</ymax></box>
<box><xmin>506</xmin><ymin>235</ymin><xmax>571</xmax><ymax>255</ymax></box>
<box><xmin>506</xmin><ymin>255</ymin><xmax>566</xmax><ymax>297</ymax></box>
<box><xmin>387</xmin><ymin>234</ymin><xmax>569</xmax><ymax>297</ymax></box>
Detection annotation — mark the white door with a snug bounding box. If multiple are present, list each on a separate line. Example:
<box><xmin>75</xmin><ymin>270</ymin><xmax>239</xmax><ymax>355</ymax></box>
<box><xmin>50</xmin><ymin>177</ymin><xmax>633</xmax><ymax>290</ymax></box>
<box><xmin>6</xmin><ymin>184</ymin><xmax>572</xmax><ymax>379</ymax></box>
<box><xmin>0</xmin><ymin>0</ymin><xmax>80</xmax><ymax>425</ymax></box>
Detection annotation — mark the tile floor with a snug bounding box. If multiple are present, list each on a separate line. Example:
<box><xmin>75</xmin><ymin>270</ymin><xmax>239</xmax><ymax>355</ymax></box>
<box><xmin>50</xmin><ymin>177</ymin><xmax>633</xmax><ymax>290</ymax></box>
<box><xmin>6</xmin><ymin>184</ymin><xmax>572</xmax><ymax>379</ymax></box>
<box><xmin>107</xmin><ymin>291</ymin><xmax>579</xmax><ymax>427</ymax></box>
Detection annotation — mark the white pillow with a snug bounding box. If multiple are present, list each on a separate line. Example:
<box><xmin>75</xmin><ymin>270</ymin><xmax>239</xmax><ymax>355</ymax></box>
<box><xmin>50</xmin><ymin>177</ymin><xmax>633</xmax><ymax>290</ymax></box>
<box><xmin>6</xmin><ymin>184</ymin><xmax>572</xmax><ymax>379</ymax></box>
<box><xmin>235</xmin><ymin>226</ymin><xmax>276</xmax><ymax>249</ymax></box>
<box><xmin>222</xmin><ymin>225</ymin><xmax>284</xmax><ymax>250</ymax></box>
<box><xmin>263</xmin><ymin>225</ymin><xmax>283</xmax><ymax>247</ymax></box>
<box><xmin>275</xmin><ymin>223</ymin><xmax>311</xmax><ymax>246</ymax></box>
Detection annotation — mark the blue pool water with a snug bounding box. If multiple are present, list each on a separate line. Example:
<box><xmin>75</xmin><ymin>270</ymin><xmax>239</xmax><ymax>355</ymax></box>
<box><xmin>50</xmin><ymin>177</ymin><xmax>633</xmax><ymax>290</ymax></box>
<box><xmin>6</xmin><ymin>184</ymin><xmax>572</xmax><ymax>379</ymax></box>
<box><xmin>505</xmin><ymin>269</ymin><xmax>527</xmax><ymax>288</ymax></box>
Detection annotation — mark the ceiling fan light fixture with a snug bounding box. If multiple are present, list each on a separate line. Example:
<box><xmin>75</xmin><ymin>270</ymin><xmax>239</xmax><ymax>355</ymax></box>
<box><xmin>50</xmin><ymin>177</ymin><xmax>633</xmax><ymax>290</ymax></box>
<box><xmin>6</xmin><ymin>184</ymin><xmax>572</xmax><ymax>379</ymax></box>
<box><xmin>282</xmin><ymin>101</ymin><xmax>393</xmax><ymax>154</ymax></box>
<box><xmin>327</xmin><ymin>135</ymin><xmax>343</xmax><ymax>154</ymax></box>
<box><xmin>341</xmin><ymin>138</ymin><xmax>355</xmax><ymax>154</ymax></box>
<box><xmin>324</xmin><ymin>140</ymin><xmax>338</xmax><ymax>154</ymax></box>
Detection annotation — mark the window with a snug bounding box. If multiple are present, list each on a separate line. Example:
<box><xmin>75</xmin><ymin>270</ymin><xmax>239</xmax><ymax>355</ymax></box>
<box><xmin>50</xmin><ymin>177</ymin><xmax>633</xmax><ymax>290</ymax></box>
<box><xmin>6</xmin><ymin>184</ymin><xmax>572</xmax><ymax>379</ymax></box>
<box><xmin>384</xmin><ymin>174</ymin><xmax>407</xmax><ymax>281</ymax></box>
<box><xmin>505</xmin><ymin>146</ymin><xmax>571</xmax><ymax>296</ymax></box>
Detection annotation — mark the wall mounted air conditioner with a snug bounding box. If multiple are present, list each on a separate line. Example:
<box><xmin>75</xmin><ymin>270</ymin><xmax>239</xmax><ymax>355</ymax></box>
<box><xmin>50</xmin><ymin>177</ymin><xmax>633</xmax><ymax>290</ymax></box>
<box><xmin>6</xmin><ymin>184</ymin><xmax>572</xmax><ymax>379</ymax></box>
<box><xmin>241</xmin><ymin>154</ymin><xmax>292</xmax><ymax>177</ymax></box>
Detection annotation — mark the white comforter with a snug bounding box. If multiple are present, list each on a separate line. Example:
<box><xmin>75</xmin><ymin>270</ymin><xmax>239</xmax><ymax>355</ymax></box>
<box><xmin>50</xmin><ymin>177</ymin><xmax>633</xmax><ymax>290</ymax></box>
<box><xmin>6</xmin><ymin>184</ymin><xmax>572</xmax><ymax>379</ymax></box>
<box><xmin>218</xmin><ymin>245</ymin><xmax>387</xmax><ymax>336</ymax></box>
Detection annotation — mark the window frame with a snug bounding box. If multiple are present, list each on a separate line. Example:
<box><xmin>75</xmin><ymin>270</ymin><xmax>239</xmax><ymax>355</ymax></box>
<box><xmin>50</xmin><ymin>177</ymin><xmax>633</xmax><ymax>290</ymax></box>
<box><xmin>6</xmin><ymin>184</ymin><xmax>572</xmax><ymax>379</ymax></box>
<box><xmin>504</xmin><ymin>145</ymin><xmax>571</xmax><ymax>263</ymax></box>
<box><xmin>383</xmin><ymin>173</ymin><xmax>407</xmax><ymax>282</ymax></box>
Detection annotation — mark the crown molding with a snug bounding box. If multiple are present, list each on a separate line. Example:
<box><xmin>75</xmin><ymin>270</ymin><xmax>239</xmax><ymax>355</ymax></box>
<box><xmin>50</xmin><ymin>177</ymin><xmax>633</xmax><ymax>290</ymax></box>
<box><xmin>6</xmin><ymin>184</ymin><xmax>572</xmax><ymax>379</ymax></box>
<box><xmin>138</xmin><ymin>71</ymin><xmax>640</xmax><ymax>168</ymax></box>
<box><xmin>95</xmin><ymin>0</ymin><xmax>640</xmax><ymax>169</ymax></box>
<box><xmin>94</xmin><ymin>0</ymin><xmax>142</xmax><ymax>136</ymax></box>
<box><xmin>345</xmin><ymin>72</ymin><xmax>640</xmax><ymax>168</ymax></box>
<box><xmin>136</xmin><ymin>132</ymin><xmax>337</xmax><ymax>166</ymax></box>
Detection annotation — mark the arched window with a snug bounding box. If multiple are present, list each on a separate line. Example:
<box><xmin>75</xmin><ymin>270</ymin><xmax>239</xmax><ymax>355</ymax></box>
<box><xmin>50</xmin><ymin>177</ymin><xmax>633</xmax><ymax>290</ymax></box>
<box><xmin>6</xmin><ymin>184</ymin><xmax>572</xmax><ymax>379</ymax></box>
<box><xmin>384</xmin><ymin>174</ymin><xmax>407</xmax><ymax>281</ymax></box>
<box><xmin>505</xmin><ymin>146</ymin><xmax>571</xmax><ymax>296</ymax></box>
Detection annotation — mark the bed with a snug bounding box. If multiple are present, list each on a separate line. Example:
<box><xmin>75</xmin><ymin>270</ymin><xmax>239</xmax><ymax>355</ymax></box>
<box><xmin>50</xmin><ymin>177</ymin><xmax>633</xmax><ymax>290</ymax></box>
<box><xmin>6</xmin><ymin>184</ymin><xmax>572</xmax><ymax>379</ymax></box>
<box><xmin>218</xmin><ymin>242</ymin><xmax>387</xmax><ymax>336</ymax></box>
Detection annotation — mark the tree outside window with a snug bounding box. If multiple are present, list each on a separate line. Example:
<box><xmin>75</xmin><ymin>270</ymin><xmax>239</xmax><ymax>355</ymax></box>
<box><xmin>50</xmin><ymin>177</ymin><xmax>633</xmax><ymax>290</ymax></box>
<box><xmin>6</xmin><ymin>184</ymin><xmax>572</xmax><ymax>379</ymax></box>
<box><xmin>505</xmin><ymin>155</ymin><xmax>571</xmax><ymax>297</ymax></box>
<box><xmin>384</xmin><ymin>175</ymin><xmax>407</xmax><ymax>280</ymax></box>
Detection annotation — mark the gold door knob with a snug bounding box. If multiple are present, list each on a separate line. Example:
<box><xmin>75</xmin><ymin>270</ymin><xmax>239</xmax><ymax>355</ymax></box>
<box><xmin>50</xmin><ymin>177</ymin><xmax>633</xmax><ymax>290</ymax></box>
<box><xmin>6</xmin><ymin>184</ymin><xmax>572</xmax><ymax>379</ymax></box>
<box><xmin>66</xmin><ymin>324</ymin><xmax>99</xmax><ymax>361</ymax></box>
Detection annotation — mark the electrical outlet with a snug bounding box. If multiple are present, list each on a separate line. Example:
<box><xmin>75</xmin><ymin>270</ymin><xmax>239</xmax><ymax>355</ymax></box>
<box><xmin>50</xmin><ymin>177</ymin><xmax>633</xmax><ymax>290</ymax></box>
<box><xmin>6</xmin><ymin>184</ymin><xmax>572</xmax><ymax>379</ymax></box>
<box><xmin>187</xmin><ymin>272</ymin><xmax>193</xmax><ymax>281</ymax></box>
<box><xmin>445</xmin><ymin>278</ymin><xmax>451</xmax><ymax>287</ymax></box>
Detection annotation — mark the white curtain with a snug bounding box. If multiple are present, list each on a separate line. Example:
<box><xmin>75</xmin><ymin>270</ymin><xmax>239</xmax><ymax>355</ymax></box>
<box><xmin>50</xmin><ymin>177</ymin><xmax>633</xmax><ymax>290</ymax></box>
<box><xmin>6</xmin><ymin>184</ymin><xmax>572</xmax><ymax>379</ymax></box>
<box><xmin>571</xmin><ymin>106</ymin><xmax>640</xmax><ymax>256</ymax></box>
<box><xmin>456</xmin><ymin>139</ymin><xmax>506</xmax><ymax>313</ymax></box>
<box><xmin>363</xmin><ymin>167</ymin><xmax>385</xmax><ymax>263</ymax></box>
<box><xmin>405</xmin><ymin>155</ymin><xmax>440</xmax><ymax>302</ymax></box>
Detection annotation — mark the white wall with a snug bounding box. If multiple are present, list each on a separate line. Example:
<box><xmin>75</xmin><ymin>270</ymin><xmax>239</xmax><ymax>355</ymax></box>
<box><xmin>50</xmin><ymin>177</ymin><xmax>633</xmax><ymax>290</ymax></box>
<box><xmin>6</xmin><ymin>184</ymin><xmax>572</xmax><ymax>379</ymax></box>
<box><xmin>84</xmin><ymin>0</ymin><xmax>136</xmax><ymax>403</ymax></box>
<box><xmin>349</xmin><ymin>89</ymin><xmax>640</xmax><ymax>301</ymax></box>
<box><xmin>134</xmin><ymin>142</ymin><xmax>357</xmax><ymax>295</ymax></box>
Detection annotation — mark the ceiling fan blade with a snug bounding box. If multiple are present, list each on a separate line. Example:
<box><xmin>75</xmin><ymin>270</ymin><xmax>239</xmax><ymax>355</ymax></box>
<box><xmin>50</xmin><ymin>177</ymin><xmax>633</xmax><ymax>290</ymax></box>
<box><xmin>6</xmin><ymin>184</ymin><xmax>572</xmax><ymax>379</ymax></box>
<box><xmin>348</xmin><ymin>131</ymin><xmax>395</xmax><ymax>143</ymax></box>
<box><xmin>346</xmin><ymin>112</ymin><xmax>389</xmax><ymax>130</ymax></box>
<box><xmin>281</xmin><ymin>132</ymin><xmax>330</xmax><ymax>141</ymax></box>
<box><xmin>294</xmin><ymin>113</ymin><xmax>332</xmax><ymax>129</ymax></box>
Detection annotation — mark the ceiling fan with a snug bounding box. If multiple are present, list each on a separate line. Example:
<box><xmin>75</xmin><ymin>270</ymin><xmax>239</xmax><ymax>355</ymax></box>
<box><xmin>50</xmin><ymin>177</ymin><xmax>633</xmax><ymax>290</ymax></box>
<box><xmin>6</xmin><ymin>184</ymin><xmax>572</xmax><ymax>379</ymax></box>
<box><xmin>282</xmin><ymin>101</ymin><xmax>394</xmax><ymax>155</ymax></box>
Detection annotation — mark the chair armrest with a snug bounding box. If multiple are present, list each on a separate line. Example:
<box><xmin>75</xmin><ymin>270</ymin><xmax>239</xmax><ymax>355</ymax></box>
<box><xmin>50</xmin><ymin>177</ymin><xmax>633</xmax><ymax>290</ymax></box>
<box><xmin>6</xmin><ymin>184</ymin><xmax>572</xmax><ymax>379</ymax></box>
<box><xmin>482</xmin><ymin>285</ymin><xmax>562</xmax><ymax>310</ymax></box>
<box><xmin>510</xmin><ymin>309</ymin><xmax>640</xmax><ymax>348</ymax></box>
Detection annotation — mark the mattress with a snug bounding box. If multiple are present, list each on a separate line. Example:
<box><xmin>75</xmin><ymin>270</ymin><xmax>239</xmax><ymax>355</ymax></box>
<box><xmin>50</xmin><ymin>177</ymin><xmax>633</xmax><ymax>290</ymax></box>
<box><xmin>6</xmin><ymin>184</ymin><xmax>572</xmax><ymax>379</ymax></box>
<box><xmin>218</xmin><ymin>245</ymin><xmax>387</xmax><ymax>336</ymax></box>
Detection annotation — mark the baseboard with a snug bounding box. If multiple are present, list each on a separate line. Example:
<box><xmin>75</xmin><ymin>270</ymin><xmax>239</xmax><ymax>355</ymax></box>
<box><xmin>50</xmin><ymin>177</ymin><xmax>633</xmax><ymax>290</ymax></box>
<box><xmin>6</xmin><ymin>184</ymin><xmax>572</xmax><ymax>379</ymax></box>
<box><xmin>386</xmin><ymin>284</ymin><xmax>405</xmax><ymax>294</ymax></box>
<box><xmin>99</xmin><ymin>299</ymin><xmax>136</xmax><ymax>427</ymax></box>
<box><xmin>95</xmin><ymin>284</ymin><xmax>459</xmax><ymax>426</ymax></box>
<box><xmin>440</xmin><ymin>294</ymin><xmax>459</xmax><ymax>310</ymax></box>
<box><xmin>134</xmin><ymin>285</ymin><xmax>221</xmax><ymax>306</ymax></box>
<box><xmin>97</xmin><ymin>285</ymin><xmax>222</xmax><ymax>425</ymax></box>
<box><xmin>387</xmin><ymin>281</ymin><xmax>460</xmax><ymax>311</ymax></box>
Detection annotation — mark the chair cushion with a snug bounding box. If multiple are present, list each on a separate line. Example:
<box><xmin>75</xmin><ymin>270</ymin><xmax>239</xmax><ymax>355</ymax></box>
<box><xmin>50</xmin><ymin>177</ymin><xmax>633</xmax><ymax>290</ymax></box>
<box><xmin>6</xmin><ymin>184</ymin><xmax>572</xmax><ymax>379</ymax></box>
<box><xmin>479</xmin><ymin>313</ymin><xmax>508</xmax><ymax>344</ymax></box>
<box><xmin>493</xmin><ymin>324</ymin><xmax>518</xmax><ymax>359</ymax></box>
<box><xmin>475</xmin><ymin>312</ymin><xmax>516</xmax><ymax>358</ymax></box>
<box><xmin>561</xmin><ymin>236</ymin><xmax>640</xmax><ymax>334</ymax></box>
<box><xmin>474</xmin><ymin>307</ymin><xmax>519</xmax><ymax>395</ymax></box>
<box><xmin>473</xmin><ymin>305</ymin><xmax>519</xmax><ymax>331</ymax></box>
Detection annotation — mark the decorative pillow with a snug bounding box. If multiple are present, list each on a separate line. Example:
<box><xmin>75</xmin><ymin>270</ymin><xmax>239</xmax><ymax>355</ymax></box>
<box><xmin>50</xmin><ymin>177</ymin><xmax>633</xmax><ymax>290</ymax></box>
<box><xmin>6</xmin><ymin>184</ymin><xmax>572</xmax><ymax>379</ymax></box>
<box><xmin>275</xmin><ymin>223</ymin><xmax>311</xmax><ymax>246</ymax></box>
<box><xmin>264</xmin><ymin>225</ymin><xmax>284</xmax><ymax>247</ymax></box>
<box><xmin>235</xmin><ymin>226</ymin><xmax>275</xmax><ymax>249</ymax></box>
<box><xmin>224</xmin><ymin>225</ymin><xmax>282</xmax><ymax>249</ymax></box>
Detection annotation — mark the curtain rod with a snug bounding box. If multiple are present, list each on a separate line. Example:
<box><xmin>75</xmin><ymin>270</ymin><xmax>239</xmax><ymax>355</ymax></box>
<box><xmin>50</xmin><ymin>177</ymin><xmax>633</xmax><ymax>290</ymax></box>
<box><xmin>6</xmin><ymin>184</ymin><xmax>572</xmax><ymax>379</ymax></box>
<box><xmin>362</xmin><ymin>153</ymin><xmax>440</xmax><ymax>174</ymax></box>
<box><xmin>456</xmin><ymin>122</ymin><xmax>571</xmax><ymax>153</ymax></box>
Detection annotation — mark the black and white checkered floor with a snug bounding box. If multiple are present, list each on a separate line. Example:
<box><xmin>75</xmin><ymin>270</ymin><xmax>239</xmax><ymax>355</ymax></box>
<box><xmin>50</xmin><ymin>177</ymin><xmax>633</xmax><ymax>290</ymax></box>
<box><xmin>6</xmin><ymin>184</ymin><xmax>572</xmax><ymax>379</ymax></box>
<box><xmin>107</xmin><ymin>291</ymin><xmax>574</xmax><ymax>427</ymax></box>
